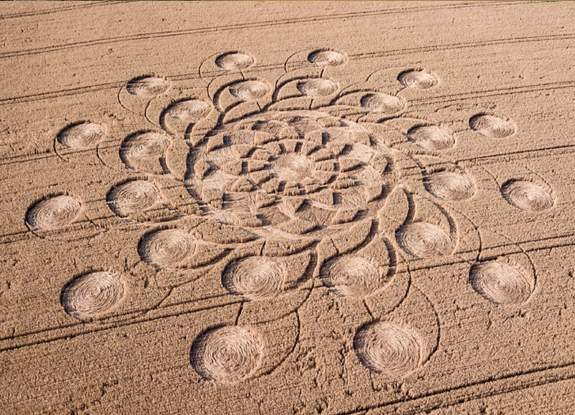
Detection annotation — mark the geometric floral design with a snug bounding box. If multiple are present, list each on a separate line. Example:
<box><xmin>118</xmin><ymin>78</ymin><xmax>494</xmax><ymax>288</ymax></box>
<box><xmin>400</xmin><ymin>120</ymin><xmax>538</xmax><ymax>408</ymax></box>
<box><xmin>30</xmin><ymin>49</ymin><xmax>557</xmax><ymax>383</ymax></box>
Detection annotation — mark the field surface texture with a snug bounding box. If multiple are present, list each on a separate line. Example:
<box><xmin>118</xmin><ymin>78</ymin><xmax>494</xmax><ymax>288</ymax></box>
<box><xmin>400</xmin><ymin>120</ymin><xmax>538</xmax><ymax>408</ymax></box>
<box><xmin>2</xmin><ymin>2</ymin><xmax>575</xmax><ymax>414</ymax></box>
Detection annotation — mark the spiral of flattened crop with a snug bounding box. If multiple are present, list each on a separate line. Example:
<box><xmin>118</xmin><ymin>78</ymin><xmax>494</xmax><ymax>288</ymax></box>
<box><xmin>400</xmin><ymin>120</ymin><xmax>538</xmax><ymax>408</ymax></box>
<box><xmin>139</xmin><ymin>229</ymin><xmax>195</xmax><ymax>268</ymax></box>
<box><xmin>216</xmin><ymin>53</ymin><xmax>254</xmax><ymax>70</ymax></box>
<box><xmin>501</xmin><ymin>180</ymin><xmax>554</xmax><ymax>212</ymax></box>
<box><xmin>354</xmin><ymin>321</ymin><xmax>422</xmax><ymax>377</ymax></box>
<box><xmin>61</xmin><ymin>272</ymin><xmax>125</xmax><ymax>318</ymax></box>
<box><xmin>222</xmin><ymin>256</ymin><xmax>284</xmax><ymax>301</ymax></box>
<box><xmin>229</xmin><ymin>81</ymin><xmax>270</xmax><ymax>101</ymax></box>
<box><xmin>469</xmin><ymin>114</ymin><xmax>515</xmax><ymax>138</ymax></box>
<box><xmin>469</xmin><ymin>261</ymin><xmax>533</xmax><ymax>305</ymax></box>
<box><xmin>126</xmin><ymin>76</ymin><xmax>170</xmax><ymax>98</ymax></box>
<box><xmin>425</xmin><ymin>171</ymin><xmax>475</xmax><ymax>201</ymax></box>
<box><xmin>166</xmin><ymin>100</ymin><xmax>211</xmax><ymax>122</ymax></box>
<box><xmin>122</xmin><ymin>132</ymin><xmax>170</xmax><ymax>159</ymax></box>
<box><xmin>360</xmin><ymin>93</ymin><xmax>404</xmax><ymax>115</ymax></box>
<box><xmin>320</xmin><ymin>256</ymin><xmax>380</xmax><ymax>298</ymax></box>
<box><xmin>107</xmin><ymin>180</ymin><xmax>160</xmax><ymax>217</ymax></box>
<box><xmin>26</xmin><ymin>195</ymin><xmax>82</xmax><ymax>230</ymax></box>
<box><xmin>398</xmin><ymin>70</ymin><xmax>438</xmax><ymax>89</ymax></box>
<box><xmin>58</xmin><ymin>122</ymin><xmax>106</xmax><ymax>149</ymax></box>
<box><xmin>191</xmin><ymin>326</ymin><xmax>264</xmax><ymax>383</ymax></box>
<box><xmin>308</xmin><ymin>50</ymin><xmax>347</xmax><ymax>67</ymax></box>
<box><xmin>407</xmin><ymin>125</ymin><xmax>455</xmax><ymax>151</ymax></box>
<box><xmin>396</xmin><ymin>222</ymin><xmax>453</xmax><ymax>258</ymax></box>
<box><xmin>297</xmin><ymin>79</ymin><xmax>338</xmax><ymax>97</ymax></box>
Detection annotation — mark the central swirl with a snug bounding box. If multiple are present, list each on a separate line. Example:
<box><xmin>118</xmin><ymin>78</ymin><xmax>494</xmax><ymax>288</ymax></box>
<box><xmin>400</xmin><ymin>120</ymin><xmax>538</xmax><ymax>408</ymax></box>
<box><xmin>271</xmin><ymin>153</ymin><xmax>314</xmax><ymax>182</ymax></box>
<box><xmin>189</xmin><ymin>110</ymin><xmax>395</xmax><ymax>238</ymax></box>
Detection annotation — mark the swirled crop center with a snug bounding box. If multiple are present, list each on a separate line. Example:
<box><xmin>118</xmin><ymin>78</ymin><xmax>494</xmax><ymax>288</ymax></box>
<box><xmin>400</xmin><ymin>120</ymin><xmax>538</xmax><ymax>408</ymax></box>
<box><xmin>122</xmin><ymin>132</ymin><xmax>170</xmax><ymax>159</ymax></box>
<box><xmin>61</xmin><ymin>272</ymin><xmax>125</xmax><ymax>318</ymax></box>
<box><xmin>320</xmin><ymin>256</ymin><xmax>381</xmax><ymax>298</ymax></box>
<box><xmin>360</xmin><ymin>93</ymin><xmax>404</xmax><ymax>115</ymax></box>
<box><xmin>107</xmin><ymin>180</ymin><xmax>161</xmax><ymax>217</ymax></box>
<box><xmin>398</xmin><ymin>70</ymin><xmax>438</xmax><ymax>89</ymax></box>
<box><xmin>216</xmin><ymin>52</ymin><xmax>254</xmax><ymax>70</ymax></box>
<box><xmin>26</xmin><ymin>195</ymin><xmax>82</xmax><ymax>230</ymax></box>
<box><xmin>469</xmin><ymin>261</ymin><xmax>533</xmax><ymax>304</ymax></box>
<box><xmin>127</xmin><ymin>76</ymin><xmax>170</xmax><ymax>98</ymax></box>
<box><xmin>407</xmin><ymin>125</ymin><xmax>455</xmax><ymax>151</ymax></box>
<box><xmin>396</xmin><ymin>222</ymin><xmax>453</xmax><ymax>258</ymax></box>
<box><xmin>191</xmin><ymin>326</ymin><xmax>264</xmax><ymax>383</ymax></box>
<box><xmin>139</xmin><ymin>229</ymin><xmax>195</xmax><ymax>268</ymax></box>
<box><xmin>308</xmin><ymin>50</ymin><xmax>347</xmax><ymax>67</ymax></box>
<box><xmin>230</xmin><ymin>81</ymin><xmax>270</xmax><ymax>101</ymax></box>
<box><xmin>272</xmin><ymin>154</ymin><xmax>315</xmax><ymax>182</ymax></box>
<box><xmin>425</xmin><ymin>170</ymin><xmax>475</xmax><ymax>201</ymax></box>
<box><xmin>297</xmin><ymin>79</ymin><xmax>338</xmax><ymax>97</ymax></box>
<box><xmin>222</xmin><ymin>256</ymin><xmax>285</xmax><ymax>300</ymax></box>
<box><xmin>501</xmin><ymin>180</ymin><xmax>554</xmax><ymax>212</ymax></box>
<box><xmin>166</xmin><ymin>100</ymin><xmax>211</xmax><ymax>122</ymax></box>
<box><xmin>469</xmin><ymin>114</ymin><xmax>515</xmax><ymax>138</ymax></box>
<box><xmin>190</xmin><ymin>110</ymin><xmax>395</xmax><ymax>238</ymax></box>
<box><xmin>58</xmin><ymin>122</ymin><xmax>106</xmax><ymax>149</ymax></box>
<box><xmin>354</xmin><ymin>321</ymin><xmax>422</xmax><ymax>377</ymax></box>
